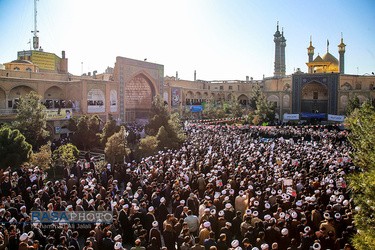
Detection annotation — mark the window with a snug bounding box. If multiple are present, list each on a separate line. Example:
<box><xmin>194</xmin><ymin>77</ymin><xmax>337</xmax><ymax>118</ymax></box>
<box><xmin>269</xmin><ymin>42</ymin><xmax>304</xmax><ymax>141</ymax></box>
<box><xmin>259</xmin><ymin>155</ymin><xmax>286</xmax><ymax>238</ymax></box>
<box><xmin>214</xmin><ymin>87</ymin><xmax>218</xmax><ymax>91</ymax></box>
<box><xmin>313</xmin><ymin>92</ymin><xmax>318</xmax><ymax>100</ymax></box>
<box><xmin>208</xmin><ymin>86</ymin><xmax>210</xmax><ymax>90</ymax></box>
<box><xmin>26</xmin><ymin>67</ymin><xmax>32</xmax><ymax>72</ymax></box>
<box><xmin>220</xmin><ymin>86</ymin><xmax>224</xmax><ymax>90</ymax></box>
<box><xmin>229</xmin><ymin>86</ymin><xmax>233</xmax><ymax>90</ymax></box>
<box><xmin>13</xmin><ymin>67</ymin><xmax>20</xmax><ymax>71</ymax></box>
<box><xmin>238</xmin><ymin>85</ymin><xmax>240</xmax><ymax>91</ymax></box>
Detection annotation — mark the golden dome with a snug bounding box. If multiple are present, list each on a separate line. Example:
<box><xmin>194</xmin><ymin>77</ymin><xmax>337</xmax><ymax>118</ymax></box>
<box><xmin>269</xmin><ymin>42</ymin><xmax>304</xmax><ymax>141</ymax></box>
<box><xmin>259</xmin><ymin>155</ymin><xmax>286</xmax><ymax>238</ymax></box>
<box><xmin>322</xmin><ymin>52</ymin><xmax>339</xmax><ymax>67</ymax></box>
<box><xmin>321</xmin><ymin>52</ymin><xmax>339</xmax><ymax>72</ymax></box>
<box><xmin>313</xmin><ymin>55</ymin><xmax>324</xmax><ymax>63</ymax></box>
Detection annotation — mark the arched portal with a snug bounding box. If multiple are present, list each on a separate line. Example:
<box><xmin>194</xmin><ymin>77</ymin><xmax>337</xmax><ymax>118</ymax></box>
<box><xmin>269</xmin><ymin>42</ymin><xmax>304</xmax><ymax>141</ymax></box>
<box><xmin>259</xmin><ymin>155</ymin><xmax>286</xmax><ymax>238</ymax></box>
<box><xmin>301</xmin><ymin>82</ymin><xmax>328</xmax><ymax>113</ymax></box>
<box><xmin>185</xmin><ymin>91</ymin><xmax>193</xmax><ymax>105</ymax></box>
<box><xmin>238</xmin><ymin>94</ymin><xmax>249</xmax><ymax>106</ymax></box>
<box><xmin>124</xmin><ymin>74</ymin><xmax>156</xmax><ymax>121</ymax></box>
<box><xmin>44</xmin><ymin>86</ymin><xmax>65</xmax><ymax>109</ymax></box>
<box><xmin>0</xmin><ymin>87</ymin><xmax>6</xmax><ymax>109</ymax></box>
<box><xmin>267</xmin><ymin>95</ymin><xmax>280</xmax><ymax>108</ymax></box>
<box><xmin>9</xmin><ymin>85</ymin><xmax>34</xmax><ymax>109</ymax></box>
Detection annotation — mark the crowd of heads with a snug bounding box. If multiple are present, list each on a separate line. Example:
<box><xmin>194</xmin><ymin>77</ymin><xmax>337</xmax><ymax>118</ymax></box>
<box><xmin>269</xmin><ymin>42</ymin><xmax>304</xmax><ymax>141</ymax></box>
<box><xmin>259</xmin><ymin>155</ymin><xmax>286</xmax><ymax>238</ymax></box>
<box><xmin>0</xmin><ymin>124</ymin><xmax>357</xmax><ymax>250</ymax></box>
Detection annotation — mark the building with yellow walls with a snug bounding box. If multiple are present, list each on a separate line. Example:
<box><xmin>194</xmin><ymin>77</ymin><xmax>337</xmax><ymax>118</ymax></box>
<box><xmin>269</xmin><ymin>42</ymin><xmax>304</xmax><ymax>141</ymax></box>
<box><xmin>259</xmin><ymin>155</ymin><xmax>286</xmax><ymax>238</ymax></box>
<box><xmin>1</xmin><ymin>24</ymin><xmax>374</xmax><ymax>140</ymax></box>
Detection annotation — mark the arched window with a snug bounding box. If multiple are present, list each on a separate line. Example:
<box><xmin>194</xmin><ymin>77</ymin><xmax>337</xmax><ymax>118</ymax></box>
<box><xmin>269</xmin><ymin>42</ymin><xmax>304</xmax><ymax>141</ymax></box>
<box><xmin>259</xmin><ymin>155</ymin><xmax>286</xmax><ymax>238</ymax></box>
<box><xmin>26</xmin><ymin>67</ymin><xmax>32</xmax><ymax>72</ymax></box>
<box><xmin>87</xmin><ymin>88</ymin><xmax>105</xmax><ymax>113</ymax></box>
<box><xmin>110</xmin><ymin>90</ymin><xmax>117</xmax><ymax>112</ymax></box>
<box><xmin>13</xmin><ymin>67</ymin><xmax>20</xmax><ymax>71</ymax></box>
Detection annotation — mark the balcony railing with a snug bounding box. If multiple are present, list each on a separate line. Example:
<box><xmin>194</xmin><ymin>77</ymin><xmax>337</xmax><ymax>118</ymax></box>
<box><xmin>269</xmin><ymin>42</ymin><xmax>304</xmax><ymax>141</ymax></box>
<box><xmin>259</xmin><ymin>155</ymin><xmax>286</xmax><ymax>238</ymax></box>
<box><xmin>0</xmin><ymin>109</ymin><xmax>18</xmax><ymax>115</ymax></box>
<box><xmin>0</xmin><ymin>108</ymin><xmax>82</xmax><ymax>116</ymax></box>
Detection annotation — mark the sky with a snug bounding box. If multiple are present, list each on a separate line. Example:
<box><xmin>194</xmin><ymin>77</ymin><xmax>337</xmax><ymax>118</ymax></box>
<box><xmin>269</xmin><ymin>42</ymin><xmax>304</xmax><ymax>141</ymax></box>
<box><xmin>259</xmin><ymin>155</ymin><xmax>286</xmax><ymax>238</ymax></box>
<box><xmin>0</xmin><ymin>0</ymin><xmax>374</xmax><ymax>81</ymax></box>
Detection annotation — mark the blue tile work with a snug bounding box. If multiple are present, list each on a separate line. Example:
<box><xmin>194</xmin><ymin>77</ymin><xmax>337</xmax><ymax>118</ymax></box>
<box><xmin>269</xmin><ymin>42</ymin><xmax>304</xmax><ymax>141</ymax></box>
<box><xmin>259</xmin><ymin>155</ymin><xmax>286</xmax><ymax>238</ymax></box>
<box><xmin>116</xmin><ymin>57</ymin><xmax>164</xmax><ymax>122</ymax></box>
<box><xmin>292</xmin><ymin>74</ymin><xmax>339</xmax><ymax>114</ymax></box>
<box><xmin>120</xmin><ymin>67</ymin><xmax>125</xmax><ymax>121</ymax></box>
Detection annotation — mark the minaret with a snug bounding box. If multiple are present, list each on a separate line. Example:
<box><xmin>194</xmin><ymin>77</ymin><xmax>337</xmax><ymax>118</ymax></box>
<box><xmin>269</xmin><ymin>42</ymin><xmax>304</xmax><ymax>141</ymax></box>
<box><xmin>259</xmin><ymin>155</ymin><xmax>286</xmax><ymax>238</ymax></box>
<box><xmin>338</xmin><ymin>33</ymin><xmax>346</xmax><ymax>74</ymax></box>
<box><xmin>307</xmin><ymin>36</ymin><xmax>315</xmax><ymax>73</ymax></box>
<box><xmin>273</xmin><ymin>22</ymin><xmax>282</xmax><ymax>78</ymax></box>
<box><xmin>280</xmin><ymin>27</ymin><xmax>287</xmax><ymax>76</ymax></box>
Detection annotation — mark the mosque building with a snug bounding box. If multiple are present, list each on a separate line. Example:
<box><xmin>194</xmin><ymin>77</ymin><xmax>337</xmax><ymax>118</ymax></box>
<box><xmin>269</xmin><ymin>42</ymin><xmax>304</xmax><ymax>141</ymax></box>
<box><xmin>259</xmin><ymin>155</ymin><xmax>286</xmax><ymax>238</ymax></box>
<box><xmin>0</xmin><ymin>23</ymin><xmax>374</xmax><ymax>139</ymax></box>
<box><xmin>262</xmin><ymin>24</ymin><xmax>374</xmax><ymax>123</ymax></box>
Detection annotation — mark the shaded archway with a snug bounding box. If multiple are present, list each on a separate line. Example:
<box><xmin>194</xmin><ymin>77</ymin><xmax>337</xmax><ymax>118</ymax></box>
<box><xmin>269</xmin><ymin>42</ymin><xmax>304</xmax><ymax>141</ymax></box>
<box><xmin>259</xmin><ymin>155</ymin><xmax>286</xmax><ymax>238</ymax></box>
<box><xmin>267</xmin><ymin>95</ymin><xmax>279</xmax><ymax>108</ymax></box>
<box><xmin>87</xmin><ymin>88</ymin><xmax>105</xmax><ymax>113</ymax></box>
<box><xmin>9</xmin><ymin>85</ymin><xmax>34</xmax><ymax>109</ymax></box>
<box><xmin>238</xmin><ymin>94</ymin><xmax>249</xmax><ymax>106</ymax></box>
<box><xmin>124</xmin><ymin>73</ymin><xmax>156</xmax><ymax>121</ymax></box>
<box><xmin>195</xmin><ymin>92</ymin><xmax>202</xmax><ymax>105</ymax></box>
<box><xmin>301</xmin><ymin>82</ymin><xmax>328</xmax><ymax>113</ymax></box>
<box><xmin>44</xmin><ymin>86</ymin><xmax>65</xmax><ymax>109</ymax></box>
<box><xmin>0</xmin><ymin>87</ymin><xmax>6</xmax><ymax>109</ymax></box>
<box><xmin>185</xmin><ymin>91</ymin><xmax>193</xmax><ymax>105</ymax></box>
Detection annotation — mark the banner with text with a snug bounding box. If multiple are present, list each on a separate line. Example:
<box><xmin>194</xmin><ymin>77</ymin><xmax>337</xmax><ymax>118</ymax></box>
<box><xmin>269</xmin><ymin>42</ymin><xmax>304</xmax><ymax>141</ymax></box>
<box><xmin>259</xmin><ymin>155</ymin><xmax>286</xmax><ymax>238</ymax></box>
<box><xmin>45</xmin><ymin>108</ymin><xmax>73</xmax><ymax>120</ymax></box>
<box><xmin>283</xmin><ymin>114</ymin><xmax>299</xmax><ymax>120</ymax></box>
<box><xmin>328</xmin><ymin>114</ymin><xmax>345</xmax><ymax>122</ymax></box>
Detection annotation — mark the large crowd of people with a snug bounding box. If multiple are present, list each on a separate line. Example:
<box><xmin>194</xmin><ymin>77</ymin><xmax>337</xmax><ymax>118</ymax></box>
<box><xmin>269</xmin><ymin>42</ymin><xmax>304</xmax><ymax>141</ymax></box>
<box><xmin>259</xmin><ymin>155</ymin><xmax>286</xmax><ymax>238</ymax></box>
<box><xmin>0</xmin><ymin>124</ymin><xmax>357</xmax><ymax>250</ymax></box>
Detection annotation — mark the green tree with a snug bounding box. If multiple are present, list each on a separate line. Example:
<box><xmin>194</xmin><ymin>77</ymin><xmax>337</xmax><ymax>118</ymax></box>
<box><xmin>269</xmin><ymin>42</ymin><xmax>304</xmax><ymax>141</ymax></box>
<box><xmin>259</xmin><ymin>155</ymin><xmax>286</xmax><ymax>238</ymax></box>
<box><xmin>255</xmin><ymin>94</ymin><xmax>276</xmax><ymax>125</ymax></box>
<box><xmin>216</xmin><ymin>108</ymin><xmax>227</xmax><ymax>119</ymax></box>
<box><xmin>52</xmin><ymin>143</ymin><xmax>80</xmax><ymax>167</ymax></box>
<box><xmin>156</xmin><ymin>126</ymin><xmax>170</xmax><ymax>150</ymax></box>
<box><xmin>66</xmin><ymin>117</ymin><xmax>78</xmax><ymax>132</ymax></box>
<box><xmin>0</xmin><ymin>127</ymin><xmax>32</xmax><ymax>169</ymax></box>
<box><xmin>346</xmin><ymin>101</ymin><xmax>375</xmax><ymax>249</ymax></box>
<box><xmin>250</xmin><ymin>83</ymin><xmax>263</xmax><ymax>110</ymax></box>
<box><xmin>138</xmin><ymin>136</ymin><xmax>158</xmax><ymax>157</ymax></box>
<box><xmin>145</xmin><ymin>95</ymin><xmax>169</xmax><ymax>136</ymax></box>
<box><xmin>73</xmin><ymin>115</ymin><xmax>90</xmax><ymax>149</ymax></box>
<box><xmin>89</xmin><ymin>114</ymin><xmax>103</xmax><ymax>148</ymax></box>
<box><xmin>104</xmin><ymin>126</ymin><xmax>128</xmax><ymax>164</ymax></box>
<box><xmin>100</xmin><ymin>115</ymin><xmax>120</xmax><ymax>146</ymax></box>
<box><xmin>144</xmin><ymin>95</ymin><xmax>186</xmax><ymax>151</ymax></box>
<box><xmin>145</xmin><ymin>114</ymin><xmax>168</xmax><ymax>136</ymax></box>
<box><xmin>30</xmin><ymin>142</ymin><xmax>52</xmax><ymax>171</ymax></box>
<box><xmin>346</xmin><ymin>94</ymin><xmax>361</xmax><ymax>116</ymax></box>
<box><xmin>72</xmin><ymin>115</ymin><xmax>102</xmax><ymax>150</ymax></box>
<box><xmin>12</xmin><ymin>91</ymin><xmax>49</xmax><ymax>148</ymax></box>
<box><xmin>151</xmin><ymin>94</ymin><xmax>168</xmax><ymax>117</ymax></box>
<box><xmin>180</xmin><ymin>106</ymin><xmax>191</xmax><ymax>121</ymax></box>
<box><xmin>247</xmin><ymin>112</ymin><xmax>255</xmax><ymax>125</ymax></box>
<box><xmin>227</xmin><ymin>93</ymin><xmax>243</xmax><ymax>118</ymax></box>
<box><xmin>202</xmin><ymin>97</ymin><xmax>218</xmax><ymax>119</ymax></box>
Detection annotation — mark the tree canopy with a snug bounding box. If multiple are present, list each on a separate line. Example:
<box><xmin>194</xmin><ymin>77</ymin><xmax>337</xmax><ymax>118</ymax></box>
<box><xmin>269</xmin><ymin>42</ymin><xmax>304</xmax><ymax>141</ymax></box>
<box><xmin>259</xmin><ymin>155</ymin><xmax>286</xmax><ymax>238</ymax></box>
<box><xmin>71</xmin><ymin>115</ymin><xmax>103</xmax><ymax>150</ymax></box>
<box><xmin>0</xmin><ymin>127</ymin><xmax>32</xmax><ymax>169</ymax></box>
<box><xmin>346</xmin><ymin>94</ymin><xmax>361</xmax><ymax>116</ymax></box>
<box><xmin>145</xmin><ymin>95</ymin><xmax>169</xmax><ymax>136</ymax></box>
<box><xmin>248</xmin><ymin>83</ymin><xmax>276</xmax><ymax>125</ymax></box>
<box><xmin>140</xmin><ymin>95</ymin><xmax>186</xmax><ymax>158</ymax></box>
<box><xmin>346</xmin><ymin>101</ymin><xmax>375</xmax><ymax>249</ymax></box>
<box><xmin>104</xmin><ymin>126</ymin><xmax>128</xmax><ymax>164</ymax></box>
<box><xmin>52</xmin><ymin>143</ymin><xmax>80</xmax><ymax>167</ymax></box>
<box><xmin>12</xmin><ymin>91</ymin><xmax>49</xmax><ymax>148</ymax></box>
<box><xmin>30</xmin><ymin>142</ymin><xmax>52</xmax><ymax>171</ymax></box>
<box><xmin>100</xmin><ymin>114</ymin><xmax>120</xmax><ymax>146</ymax></box>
